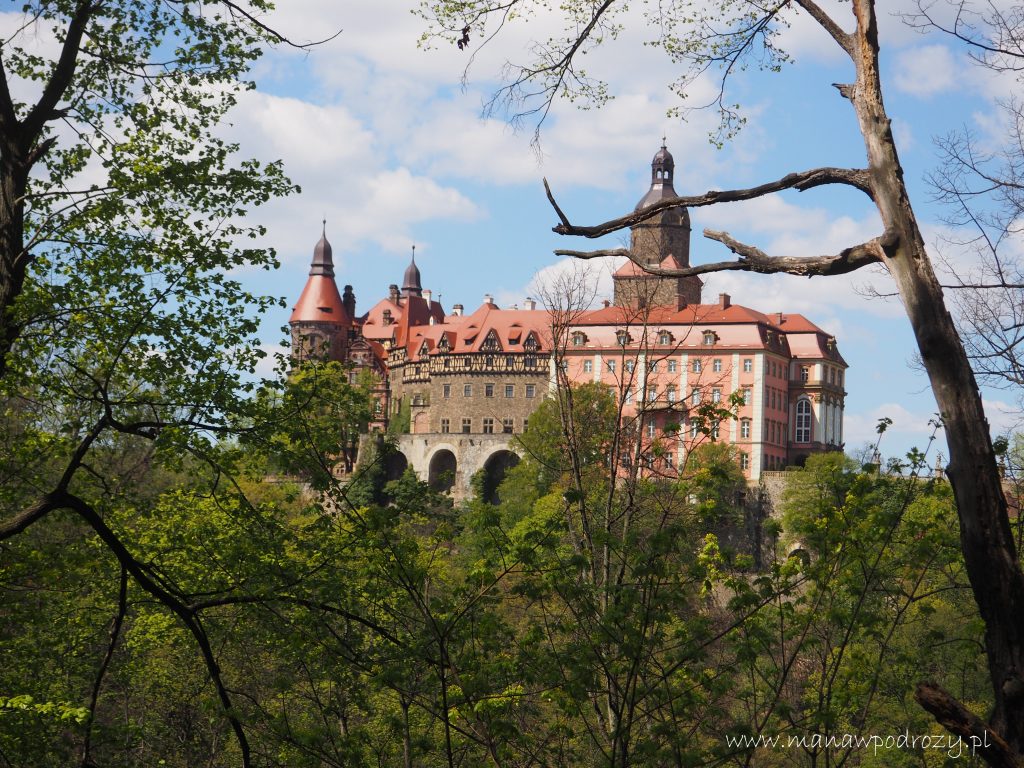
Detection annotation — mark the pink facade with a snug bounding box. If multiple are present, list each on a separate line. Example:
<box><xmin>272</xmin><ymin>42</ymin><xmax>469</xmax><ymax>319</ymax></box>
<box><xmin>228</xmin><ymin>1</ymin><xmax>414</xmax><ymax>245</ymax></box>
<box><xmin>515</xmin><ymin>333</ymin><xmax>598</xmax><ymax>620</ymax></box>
<box><xmin>559</xmin><ymin>295</ymin><xmax>846</xmax><ymax>480</ymax></box>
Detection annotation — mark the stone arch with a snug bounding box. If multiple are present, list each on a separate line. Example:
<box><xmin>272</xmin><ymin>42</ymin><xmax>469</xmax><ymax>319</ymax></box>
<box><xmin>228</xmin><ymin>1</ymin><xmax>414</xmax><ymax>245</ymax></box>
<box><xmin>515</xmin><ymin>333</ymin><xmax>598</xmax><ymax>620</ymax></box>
<box><xmin>787</xmin><ymin>541</ymin><xmax>811</xmax><ymax>568</ymax></box>
<box><xmin>428</xmin><ymin>448</ymin><xmax>458</xmax><ymax>493</ymax></box>
<box><xmin>384</xmin><ymin>450</ymin><xmax>409</xmax><ymax>482</ymax></box>
<box><xmin>479</xmin><ymin>449</ymin><xmax>521</xmax><ymax>505</ymax></box>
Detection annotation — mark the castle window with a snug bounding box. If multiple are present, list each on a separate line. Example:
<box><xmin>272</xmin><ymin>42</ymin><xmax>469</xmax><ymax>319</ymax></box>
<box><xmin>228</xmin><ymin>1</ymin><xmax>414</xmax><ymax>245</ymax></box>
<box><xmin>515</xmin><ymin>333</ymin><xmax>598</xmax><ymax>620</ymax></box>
<box><xmin>485</xmin><ymin>383</ymin><xmax>495</xmax><ymax>398</ymax></box>
<box><xmin>441</xmin><ymin>418</ymin><xmax>450</xmax><ymax>433</ymax></box>
<box><xmin>526</xmin><ymin>384</ymin><xmax>536</xmax><ymax>398</ymax></box>
<box><xmin>505</xmin><ymin>384</ymin><xmax>514</xmax><ymax>398</ymax></box>
<box><xmin>502</xmin><ymin>418</ymin><xmax>514</xmax><ymax>434</ymax></box>
<box><xmin>667</xmin><ymin>385</ymin><xmax>676</xmax><ymax>403</ymax></box>
<box><xmin>703</xmin><ymin>331</ymin><xmax>716</xmax><ymax>345</ymax></box>
<box><xmin>741</xmin><ymin>419</ymin><xmax>751</xmax><ymax>439</ymax></box>
<box><xmin>525</xmin><ymin>356</ymin><xmax>536</xmax><ymax>368</ymax></box>
<box><xmin>712</xmin><ymin>422</ymin><xmax>720</xmax><ymax>439</ymax></box>
<box><xmin>462</xmin><ymin>418</ymin><xmax>472</xmax><ymax>433</ymax></box>
<box><xmin>712</xmin><ymin>388</ymin><xmax>721</xmax><ymax>403</ymax></box>
<box><xmin>647</xmin><ymin>422</ymin><xmax>656</xmax><ymax>439</ymax></box>
<box><xmin>743</xmin><ymin>358</ymin><xmax>752</xmax><ymax>373</ymax></box>
<box><xmin>505</xmin><ymin>357</ymin><xmax>513</xmax><ymax>368</ymax></box>
<box><xmin>647</xmin><ymin>385</ymin><xmax>657</xmax><ymax>402</ymax></box>
<box><xmin>743</xmin><ymin>388</ymin><xmax>751</xmax><ymax>405</ymax></box>
<box><xmin>607</xmin><ymin>360</ymin><xmax>616</xmax><ymax>373</ymax></box>
<box><xmin>796</xmin><ymin>398</ymin><xmax>812</xmax><ymax>443</ymax></box>
<box><xmin>443</xmin><ymin>384</ymin><xmax>451</xmax><ymax>399</ymax></box>
<box><xmin>658</xmin><ymin>331</ymin><xmax>672</xmax><ymax>345</ymax></box>
<box><xmin>464</xmin><ymin>384</ymin><xmax>472</xmax><ymax>397</ymax></box>
<box><xmin>740</xmin><ymin>453</ymin><xmax>750</xmax><ymax>471</ymax></box>
<box><xmin>664</xmin><ymin>453</ymin><xmax>673</xmax><ymax>469</ymax></box>
<box><xmin>486</xmin><ymin>356</ymin><xmax>494</xmax><ymax>367</ymax></box>
<box><xmin>713</xmin><ymin>358</ymin><xmax>722</xmax><ymax>372</ymax></box>
<box><xmin>483</xmin><ymin>417</ymin><xmax>495</xmax><ymax>434</ymax></box>
<box><xmin>444</xmin><ymin>359</ymin><xmax>451</xmax><ymax>369</ymax></box>
<box><xmin>801</xmin><ymin>365</ymin><xmax>810</xmax><ymax>383</ymax></box>
<box><xmin>625</xmin><ymin>360</ymin><xmax>635</xmax><ymax>373</ymax></box>
<box><xmin>692</xmin><ymin>359</ymin><xmax>702</xmax><ymax>373</ymax></box>
<box><xmin>584</xmin><ymin>359</ymin><xmax>593</xmax><ymax>373</ymax></box>
<box><xmin>667</xmin><ymin>360</ymin><xmax>677</xmax><ymax>373</ymax></box>
<box><xmin>691</xmin><ymin>387</ymin><xmax>700</xmax><ymax>405</ymax></box>
<box><xmin>648</xmin><ymin>361</ymin><xmax>658</xmax><ymax>373</ymax></box>
<box><xmin>572</xmin><ymin>332</ymin><xmax>587</xmax><ymax>346</ymax></box>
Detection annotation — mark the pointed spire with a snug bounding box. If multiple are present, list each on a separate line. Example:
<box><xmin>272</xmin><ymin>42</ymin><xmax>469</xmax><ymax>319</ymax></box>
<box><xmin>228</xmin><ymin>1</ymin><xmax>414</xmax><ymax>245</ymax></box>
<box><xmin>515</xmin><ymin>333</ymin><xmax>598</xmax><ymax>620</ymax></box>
<box><xmin>402</xmin><ymin>243</ymin><xmax>422</xmax><ymax>298</ymax></box>
<box><xmin>310</xmin><ymin>219</ymin><xmax>334</xmax><ymax>277</ymax></box>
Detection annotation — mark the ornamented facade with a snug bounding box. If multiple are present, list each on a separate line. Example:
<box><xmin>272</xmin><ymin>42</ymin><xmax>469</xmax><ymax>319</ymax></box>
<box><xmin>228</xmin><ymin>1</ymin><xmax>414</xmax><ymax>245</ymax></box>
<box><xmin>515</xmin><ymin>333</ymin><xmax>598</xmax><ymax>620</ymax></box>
<box><xmin>288</xmin><ymin>144</ymin><xmax>848</xmax><ymax>483</ymax></box>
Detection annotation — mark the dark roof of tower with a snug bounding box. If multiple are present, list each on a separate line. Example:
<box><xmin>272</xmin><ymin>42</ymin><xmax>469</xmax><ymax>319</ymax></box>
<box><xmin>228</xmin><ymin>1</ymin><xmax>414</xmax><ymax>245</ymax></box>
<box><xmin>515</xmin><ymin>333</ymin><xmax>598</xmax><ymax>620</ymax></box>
<box><xmin>635</xmin><ymin>140</ymin><xmax>679</xmax><ymax>211</ymax></box>
<box><xmin>402</xmin><ymin>246</ymin><xmax>422</xmax><ymax>296</ymax></box>
<box><xmin>309</xmin><ymin>221</ymin><xmax>334</xmax><ymax>277</ymax></box>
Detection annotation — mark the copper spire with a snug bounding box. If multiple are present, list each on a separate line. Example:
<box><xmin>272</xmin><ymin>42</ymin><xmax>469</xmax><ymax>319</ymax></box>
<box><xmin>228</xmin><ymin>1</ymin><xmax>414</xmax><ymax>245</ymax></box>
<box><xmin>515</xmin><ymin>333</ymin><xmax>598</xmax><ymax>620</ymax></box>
<box><xmin>402</xmin><ymin>244</ymin><xmax>422</xmax><ymax>298</ymax></box>
<box><xmin>309</xmin><ymin>219</ymin><xmax>334</xmax><ymax>277</ymax></box>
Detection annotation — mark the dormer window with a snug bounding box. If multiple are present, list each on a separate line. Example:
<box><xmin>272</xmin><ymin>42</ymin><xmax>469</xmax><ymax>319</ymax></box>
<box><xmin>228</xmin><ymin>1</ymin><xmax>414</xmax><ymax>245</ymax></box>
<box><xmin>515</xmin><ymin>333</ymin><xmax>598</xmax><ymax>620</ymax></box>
<box><xmin>481</xmin><ymin>330</ymin><xmax>501</xmax><ymax>351</ymax></box>
<box><xmin>571</xmin><ymin>331</ymin><xmax>588</xmax><ymax>347</ymax></box>
<box><xmin>382</xmin><ymin>309</ymin><xmax>392</xmax><ymax>325</ymax></box>
<box><xmin>616</xmin><ymin>329</ymin><xmax>631</xmax><ymax>347</ymax></box>
<box><xmin>658</xmin><ymin>331</ymin><xmax>673</xmax><ymax>345</ymax></box>
<box><xmin>702</xmin><ymin>330</ymin><xmax>716</xmax><ymax>346</ymax></box>
<box><xmin>524</xmin><ymin>333</ymin><xmax>538</xmax><ymax>351</ymax></box>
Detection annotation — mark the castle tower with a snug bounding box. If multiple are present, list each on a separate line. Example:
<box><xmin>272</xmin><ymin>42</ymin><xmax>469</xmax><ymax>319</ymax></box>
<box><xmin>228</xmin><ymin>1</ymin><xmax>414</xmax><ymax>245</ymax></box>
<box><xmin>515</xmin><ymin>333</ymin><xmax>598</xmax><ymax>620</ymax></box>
<box><xmin>613</xmin><ymin>141</ymin><xmax>703</xmax><ymax>309</ymax></box>
<box><xmin>289</xmin><ymin>223</ymin><xmax>351</xmax><ymax>362</ymax></box>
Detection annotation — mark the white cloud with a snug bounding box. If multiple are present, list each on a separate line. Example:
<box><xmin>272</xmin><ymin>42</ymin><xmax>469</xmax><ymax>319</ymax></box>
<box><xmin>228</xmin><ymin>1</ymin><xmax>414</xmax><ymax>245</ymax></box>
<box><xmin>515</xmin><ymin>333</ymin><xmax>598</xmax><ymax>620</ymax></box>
<box><xmin>891</xmin><ymin>44</ymin><xmax>959</xmax><ymax>97</ymax></box>
<box><xmin>843</xmin><ymin>401</ymin><xmax>943</xmax><ymax>458</ymax></box>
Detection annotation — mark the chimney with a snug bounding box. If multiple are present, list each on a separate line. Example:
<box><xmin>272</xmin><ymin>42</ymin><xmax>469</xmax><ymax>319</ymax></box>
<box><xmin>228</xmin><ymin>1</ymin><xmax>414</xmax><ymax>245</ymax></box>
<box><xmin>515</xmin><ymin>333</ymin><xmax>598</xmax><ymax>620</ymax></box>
<box><xmin>389</xmin><ymin>284</ymin><xmax>400</xmax><ymax>302</ymax></box>
<box><xmin>718</xmin><ymin>293</ymin><xmax>730</xmax><ymax>309</ymax></box>
<box><xmin>423</xmin><ymin>289</ymin><xmax>432</xmax><ymax>304</ymax></box>
<box><xmin>453</xmin><ymin>303</ymin><xmax>463</xmax><ymax>316</ymax></box>
<box><xmin>524</xmin><ymin>297</ymin><xmax>537</xmax><ymax>310</ymax></box>
<box><xmin>776</xmin><ymin>312</ymin><xmax>784</xmax><ymax>325</ymax></box>
<box><xmin>602</xmin><ymin>299</ymin><xmax>611</xmax><ymax>308</ymax></box>
<box><xmin>343</xmin><ymin>284</ymin><xmax>356</xmax><ymax>318</ymax></box>
<box><xmin>483</xmin><ymin>293</ymin><xmax>494</xmax><ymax>306</ymax></box>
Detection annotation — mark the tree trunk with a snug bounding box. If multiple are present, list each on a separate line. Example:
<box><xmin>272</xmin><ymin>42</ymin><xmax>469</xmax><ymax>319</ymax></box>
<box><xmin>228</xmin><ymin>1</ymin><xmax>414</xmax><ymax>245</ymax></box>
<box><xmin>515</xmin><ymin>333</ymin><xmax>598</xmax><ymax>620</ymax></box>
<box><xmin>0</xmin><ymin>136</ymin><xmax>28</xmax><ymax>379</ymax></box>
<box><xmin>851</xmin><ymin>0</ymin><xmax>1024</xmax><ymax>750</ymax></box>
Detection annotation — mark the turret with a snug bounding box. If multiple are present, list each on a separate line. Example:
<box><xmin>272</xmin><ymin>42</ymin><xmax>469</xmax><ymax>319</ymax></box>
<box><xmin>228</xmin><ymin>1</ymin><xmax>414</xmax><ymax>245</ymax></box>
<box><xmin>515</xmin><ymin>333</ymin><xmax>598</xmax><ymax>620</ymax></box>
<box><xmin>289</xmin><ymin>222</ymin><xmax>350</xmax><ymax>361</ymax></box>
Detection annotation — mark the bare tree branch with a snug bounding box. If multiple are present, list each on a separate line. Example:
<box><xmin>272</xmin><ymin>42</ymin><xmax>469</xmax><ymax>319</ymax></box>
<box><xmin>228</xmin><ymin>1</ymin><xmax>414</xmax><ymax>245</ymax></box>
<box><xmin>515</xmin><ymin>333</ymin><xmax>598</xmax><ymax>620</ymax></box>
<box><xmin>556</xmin><ymin>228</ymin><xmax>889</xmax><ymax>278</ymax></box>
<box><xmin>794</xmin><ymin>0</ymin><xmax>854</xmax><ymax>56</ymax></box>
<box><xmin>547</xmin><ymin>167</ymin><xmax>874</xmax><ymax>239</ymax></box>
<box><xmin>916</xmin><ymin>682</ymin><xmax>1023</xmax><ymax>768</ymax></box>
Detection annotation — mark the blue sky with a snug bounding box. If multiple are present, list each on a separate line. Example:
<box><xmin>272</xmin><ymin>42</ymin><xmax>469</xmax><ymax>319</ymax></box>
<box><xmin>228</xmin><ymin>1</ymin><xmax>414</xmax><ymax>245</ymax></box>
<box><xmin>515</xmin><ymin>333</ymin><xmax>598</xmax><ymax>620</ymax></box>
<box><xmin>217</xmin><ymin>0</ymin><xmax>1021</xmax><ymax>464</ymax></box>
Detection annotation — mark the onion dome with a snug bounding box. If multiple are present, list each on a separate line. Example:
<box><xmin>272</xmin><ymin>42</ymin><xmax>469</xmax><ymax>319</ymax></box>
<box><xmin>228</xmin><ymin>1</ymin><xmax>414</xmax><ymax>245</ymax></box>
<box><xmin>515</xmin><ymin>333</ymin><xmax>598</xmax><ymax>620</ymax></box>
<box><xmin>402</xmin><ymin>245</ymin><xmax>422</xmax><ymax>297</ymax></box>
<box><xmin>635</xmin><ymin>138</ymin><xmax>678</xmax><ymax>211</ymax></box>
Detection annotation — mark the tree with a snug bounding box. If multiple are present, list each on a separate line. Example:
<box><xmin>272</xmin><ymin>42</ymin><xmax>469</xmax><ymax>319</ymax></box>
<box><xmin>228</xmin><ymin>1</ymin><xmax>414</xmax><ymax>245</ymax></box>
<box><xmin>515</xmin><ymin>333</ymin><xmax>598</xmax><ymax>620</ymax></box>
<box><xmin>0</xmin><ymin>3</ymin><xmax>329</xmax><ymax>764</ymax></box>
<box><xmin>423</xmin><ymin>0</ymin><xmax>1024</xmax><ymax>763</ymax></box>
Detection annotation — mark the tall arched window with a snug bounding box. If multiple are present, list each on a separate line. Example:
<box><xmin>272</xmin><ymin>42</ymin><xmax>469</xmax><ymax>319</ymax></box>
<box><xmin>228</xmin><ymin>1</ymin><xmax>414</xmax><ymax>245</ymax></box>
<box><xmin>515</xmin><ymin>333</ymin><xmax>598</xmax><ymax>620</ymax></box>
<box><xmin>796</xmin><ymin>398</ymin><xmax>812</xmax><ymax>443</ymax></box>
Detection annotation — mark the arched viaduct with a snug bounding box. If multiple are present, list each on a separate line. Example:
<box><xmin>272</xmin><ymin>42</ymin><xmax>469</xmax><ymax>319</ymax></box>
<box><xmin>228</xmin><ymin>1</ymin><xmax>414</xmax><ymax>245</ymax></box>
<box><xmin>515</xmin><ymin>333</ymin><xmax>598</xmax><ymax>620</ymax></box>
<box><xmin>392</xmin><ymin>433</ymin><xmax>523</xmax><ymax>502</ymax></box>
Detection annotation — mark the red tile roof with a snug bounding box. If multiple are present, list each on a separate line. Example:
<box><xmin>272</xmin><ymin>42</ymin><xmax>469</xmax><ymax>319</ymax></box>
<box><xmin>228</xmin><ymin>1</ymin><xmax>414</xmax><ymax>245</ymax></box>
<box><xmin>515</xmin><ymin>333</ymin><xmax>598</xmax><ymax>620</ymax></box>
<box><xmin>290</xmin><ymin>275</ymin><xmax>350</xmax><ymax>325</ymax></box>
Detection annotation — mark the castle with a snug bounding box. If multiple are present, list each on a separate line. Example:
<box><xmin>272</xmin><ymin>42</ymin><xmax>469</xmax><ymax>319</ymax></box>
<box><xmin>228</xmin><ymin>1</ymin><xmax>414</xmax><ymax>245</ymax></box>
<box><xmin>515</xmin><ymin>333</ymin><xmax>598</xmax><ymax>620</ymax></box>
<box><xmin>289</xmin><ymin>143</ymin><xmax>848</xmax><ymax>493</ymax></box>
